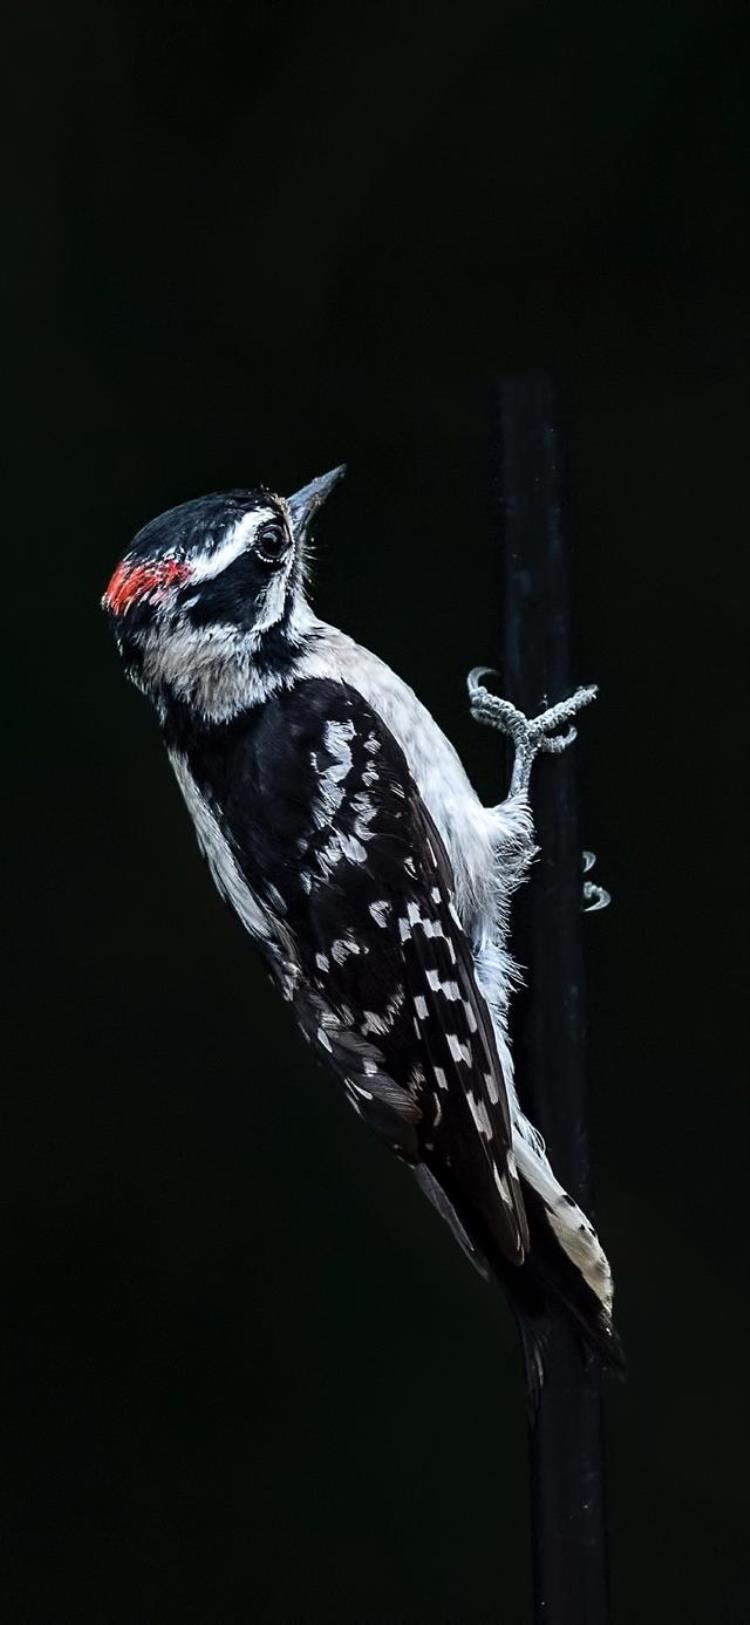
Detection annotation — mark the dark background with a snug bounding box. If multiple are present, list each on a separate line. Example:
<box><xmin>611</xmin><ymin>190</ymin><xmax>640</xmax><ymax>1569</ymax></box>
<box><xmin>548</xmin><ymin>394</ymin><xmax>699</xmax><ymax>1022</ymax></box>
<box><xmin>6</xmin><ymin>2</ymin><xmax>748</xmax><ymax>1621</ymax></box>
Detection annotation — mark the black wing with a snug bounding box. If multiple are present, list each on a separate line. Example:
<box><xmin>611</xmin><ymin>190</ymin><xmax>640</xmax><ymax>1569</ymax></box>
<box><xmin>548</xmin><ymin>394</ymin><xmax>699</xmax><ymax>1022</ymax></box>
<box><xmin>180</xmin><ymin>677</ymin><xmax>529</xmax><ymax>1270</ymax></box>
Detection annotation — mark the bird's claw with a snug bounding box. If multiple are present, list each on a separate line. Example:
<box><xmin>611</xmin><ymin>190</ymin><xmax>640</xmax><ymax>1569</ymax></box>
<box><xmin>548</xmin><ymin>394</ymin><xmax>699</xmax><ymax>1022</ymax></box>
<box><xmin>582</xmin><ymin>850</ymin><xmax>611</xmax><ymax>912</ymax></box>
<box><xmin>467</xmin><ymin>668</ymin><xmax>598</xmax><ymax>796</ymax></box>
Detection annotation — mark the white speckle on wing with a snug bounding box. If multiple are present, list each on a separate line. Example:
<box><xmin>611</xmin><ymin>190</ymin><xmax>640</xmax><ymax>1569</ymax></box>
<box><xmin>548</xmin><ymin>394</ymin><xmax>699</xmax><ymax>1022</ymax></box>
<box><xmin>425</xmin><ymin>970</ymin><xmax>459</xmax><ymax>1000</ymax></box>
<box><xmin>312</xmin><ymin>762</ymin><xmax>345</xmax><ymax>826</ymax></box>
<box><xmin>315</xmin><ymin>952</ymin><xmax>330</xmax><ymax>973</ymax></box>
<box><xmin>413</xmin><ymin>994</ymin><xmax>428</xmax><ymax>1020</ymax></box>
<box><xmin>316</xmin><ymin>829</ymin><xmax>368</xmax><ymax>875</ymax></box>
<box><xmin>361</xmin><ymin>1009</ymin><xmax>388</xmax><ymax>1037</ymax></box>
<box><xmin>350</xmin><ymin>791</ymin><xmax>378</xmax><ymax>842</ymax></box>
<box><xmin>493</xmin><ymin>1162</ymin><xmax>515</xmax><ymax>1208</ymax></box>
<box><xmin>324</xmin><ymin>717</ymin><xmax>356</xmax><ymax>774</ymax></box>
<box><xmin>447</xmin><ymin>1033</ymin><xmax>472</xmax><ymax>1066</ymax></box>
<box><xmin>433</xmin><ymin>1066</ymin><xmax>448</xmax><ymax>1091</ymax></box>
<box><xmin>369</xmin><ymin>900</ymin><xmax>391</xmax><ymax>927</ymax></box>
<box><xmin>317</xmin><ymin>1027</ymin><xmax>333</xmax><ymax>1053</ymax></box>
<box><xmin>339</xmin><ymin>832</ymin><xmax>367</xmax><ymax>863</ymax></box>
<box><xmin>311</xmin><ymin>719</ymin><xmax>355</xmax><ymax>828</ymax></box>
<box><xmin>467</xmin><ymin>1090</ymin><xmax>493</xmax><ymax>1138</ymax></box>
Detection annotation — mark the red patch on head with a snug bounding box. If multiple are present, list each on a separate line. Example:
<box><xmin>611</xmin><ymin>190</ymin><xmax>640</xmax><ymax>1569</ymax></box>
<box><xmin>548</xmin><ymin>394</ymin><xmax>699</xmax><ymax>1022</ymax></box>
<box><xmin>104</xmin><ymin>557</ymin><xmax>191</xmax><ymax>615</ymax></box>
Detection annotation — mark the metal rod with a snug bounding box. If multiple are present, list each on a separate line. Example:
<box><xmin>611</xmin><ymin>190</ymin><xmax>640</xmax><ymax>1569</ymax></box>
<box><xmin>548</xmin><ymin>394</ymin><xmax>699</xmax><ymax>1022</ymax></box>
<box><xmin>495</xmin><ymin>372</ymin><xmax>610</xmax><ymax>1624</ymax></box>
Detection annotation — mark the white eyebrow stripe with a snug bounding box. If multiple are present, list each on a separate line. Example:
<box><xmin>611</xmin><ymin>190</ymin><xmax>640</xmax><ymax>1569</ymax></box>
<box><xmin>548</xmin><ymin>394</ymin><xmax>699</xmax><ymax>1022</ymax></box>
<box><xmin>189</xmin><ymin>508</ymin><xmax>277</xmax><ymax>581</ymax></box>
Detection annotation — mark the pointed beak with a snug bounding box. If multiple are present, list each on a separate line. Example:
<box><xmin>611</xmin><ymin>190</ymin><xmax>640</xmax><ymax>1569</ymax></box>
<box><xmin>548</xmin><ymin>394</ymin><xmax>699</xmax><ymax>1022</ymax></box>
<box><xmin>286</xmin><ymin>465</ymin><xmax>345</xmax><ymax>543</ymax></box>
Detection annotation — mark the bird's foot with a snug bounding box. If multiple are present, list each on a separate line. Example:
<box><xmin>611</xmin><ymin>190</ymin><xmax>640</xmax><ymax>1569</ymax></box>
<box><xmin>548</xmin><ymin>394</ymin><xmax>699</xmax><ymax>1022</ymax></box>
<box><xmin>467</xmin><ymin>668</ymin><xmax>598</xmax><ymax>796</ymax></box>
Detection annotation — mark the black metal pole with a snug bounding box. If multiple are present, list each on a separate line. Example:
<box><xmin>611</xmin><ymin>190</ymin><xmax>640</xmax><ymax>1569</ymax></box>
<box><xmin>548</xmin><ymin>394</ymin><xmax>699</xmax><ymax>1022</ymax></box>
<box><xmin>494</xmin><ymin>373</ymin><xmax>609</xmax><ymax>1624</ymax></box>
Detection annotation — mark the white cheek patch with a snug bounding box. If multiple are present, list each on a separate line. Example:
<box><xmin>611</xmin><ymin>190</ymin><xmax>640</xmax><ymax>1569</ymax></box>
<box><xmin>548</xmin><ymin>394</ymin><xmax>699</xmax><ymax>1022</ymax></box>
<box><xmin>254</xmin><ymin>566</ymin><xmax>292</xmax><ymax>633</ymax></box>
<box><xmin>189</xmin><ymin>508</ymin><xmax>277</xmax><ymax>582</ymax></box>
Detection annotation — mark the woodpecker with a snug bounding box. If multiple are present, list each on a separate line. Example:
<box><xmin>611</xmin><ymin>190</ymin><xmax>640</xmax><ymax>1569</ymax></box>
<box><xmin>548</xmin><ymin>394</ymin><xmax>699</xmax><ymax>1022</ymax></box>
<box><xmin>103</xmin><ymin>466</ymin><xmax>621</xmax><ymax>1395</ymax></box>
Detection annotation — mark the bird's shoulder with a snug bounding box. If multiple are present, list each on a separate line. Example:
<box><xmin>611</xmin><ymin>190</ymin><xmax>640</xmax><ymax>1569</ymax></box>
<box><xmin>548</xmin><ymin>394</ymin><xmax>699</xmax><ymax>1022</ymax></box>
<box><xmin>165</xmin><ymin>675</ymin><xmax>405</xmax><ymax>821</ymax></box>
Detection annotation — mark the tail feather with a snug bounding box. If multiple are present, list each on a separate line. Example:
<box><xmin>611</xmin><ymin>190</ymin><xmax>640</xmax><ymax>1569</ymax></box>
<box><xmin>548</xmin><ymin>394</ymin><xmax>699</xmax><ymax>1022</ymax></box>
<box><xmin>502</xmin><ymin>1184</ymin><xmax>624</xmax><ymax>1416</ymax></box>
<box><xmin>511</xmin><ymin>1113</ymin><xmax>615</xmax><ymax>1318</ymax></box>
<box><xmin>517</xmin><ymin>1183</ymin><xmax>624</xmax><ymax>1376</ymax></box>
<box><xmin>414</xmin><ymin>1157</ymin><xmax>624</xmax><ymax>1400</ymax></box>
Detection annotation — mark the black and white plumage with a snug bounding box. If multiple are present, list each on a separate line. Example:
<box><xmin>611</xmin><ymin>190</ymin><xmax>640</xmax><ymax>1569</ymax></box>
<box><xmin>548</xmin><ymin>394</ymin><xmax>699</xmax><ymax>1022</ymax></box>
<box><xmin>103</xmin><ymin>467</ymin><xmax>621</xmax><ymax>1392</ymax></box>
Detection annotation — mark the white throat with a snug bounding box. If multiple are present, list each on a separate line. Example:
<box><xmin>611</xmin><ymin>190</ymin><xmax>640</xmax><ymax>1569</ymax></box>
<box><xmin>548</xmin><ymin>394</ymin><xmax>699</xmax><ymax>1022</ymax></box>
<box><xmin>137</xmin><ymin>588</ymin><xmax>318</xmax><ymax>724</ymax></box>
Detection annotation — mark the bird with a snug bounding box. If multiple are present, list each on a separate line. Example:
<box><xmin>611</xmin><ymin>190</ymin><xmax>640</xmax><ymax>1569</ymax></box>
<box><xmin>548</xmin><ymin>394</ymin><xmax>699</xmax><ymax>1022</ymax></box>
<box><xmin>102</xmin><ymin>466</ymin><xmax>621</xmax><ymax>1399</ymax></box>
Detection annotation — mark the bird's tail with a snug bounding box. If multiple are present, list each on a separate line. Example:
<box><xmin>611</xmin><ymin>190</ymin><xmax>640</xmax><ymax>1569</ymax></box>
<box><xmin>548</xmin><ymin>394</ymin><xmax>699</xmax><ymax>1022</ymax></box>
<box><xmin>513</xmin><ymin>1182</ymin><xmax>624</xmax><ymax>1405</ymax></box>
<box><xmin>414</xmin><ymin>1112</ymin><xmax>623</xmax><ymax>1405</ymax></box>
<box><xmin>506</xmin><ymin>1121</ymin><xmax>624</xmax><ymax>1407</ymax></box>
<box><xmin>416</xmin><ymin>1147</ymin><xmax>623</xmax><ymax>1408</ymax></box>
<box><xmin>511</xmin><ymin>1110</ymin><xmax>614</xmax><ymax>1319</ymax></box>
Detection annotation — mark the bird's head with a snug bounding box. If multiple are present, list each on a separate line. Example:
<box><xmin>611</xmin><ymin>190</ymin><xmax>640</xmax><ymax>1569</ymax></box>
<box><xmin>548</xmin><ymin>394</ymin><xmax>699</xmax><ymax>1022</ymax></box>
<box><xmin>102</xmin><ymin>467</ymin><xmax>344</xmax><ymax>718</ymax></box>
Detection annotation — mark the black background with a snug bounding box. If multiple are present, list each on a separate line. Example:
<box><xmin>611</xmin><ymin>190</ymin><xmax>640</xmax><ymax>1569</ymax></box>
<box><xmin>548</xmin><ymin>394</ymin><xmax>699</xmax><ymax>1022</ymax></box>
<box><xmin>6</xmin><ymin>3</ymin><xmax>748</xmax><ymax>1621</ymax></box>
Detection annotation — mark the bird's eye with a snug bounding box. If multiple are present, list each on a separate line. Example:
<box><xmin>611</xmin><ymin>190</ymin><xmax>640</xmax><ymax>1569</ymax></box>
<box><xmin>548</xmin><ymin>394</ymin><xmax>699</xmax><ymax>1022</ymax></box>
<box><xmin>255</xmin><ymin>521</ymin><xmax>289</xmax><ymax>564</ymax></box>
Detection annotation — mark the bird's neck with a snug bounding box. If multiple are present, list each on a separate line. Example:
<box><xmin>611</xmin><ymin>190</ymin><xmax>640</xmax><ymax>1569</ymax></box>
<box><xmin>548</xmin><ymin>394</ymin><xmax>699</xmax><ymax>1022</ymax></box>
<box><xmin>145</xmin><ymin>594</ymin><xmax>323</xmax><ymax>728</ymax></box>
